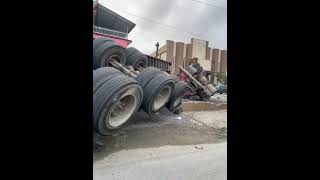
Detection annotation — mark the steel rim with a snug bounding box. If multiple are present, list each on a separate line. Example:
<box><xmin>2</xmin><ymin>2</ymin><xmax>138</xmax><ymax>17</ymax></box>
<box><xmin>173</xmin><ymin>95</ymin><xmax>184</xmax><ymax>107</ymax></box>
<box><xmin>153</xmin><ymin>85</ymin><xmax>172</xmax><ymax>111</ymax></box>
<box><xmin>108</xmin><ymin>87</ymin><xmax>140</xmax><ymax>128</ymax></box>
<box><xmin>137</xmin><ymin>62</ymin><xmax>145</xmax><ymax>69</ymax></box>
<box><xmin>106</xmin><ymin>54</ymin><xmax>120</xmax><ymax>66</ymax></box>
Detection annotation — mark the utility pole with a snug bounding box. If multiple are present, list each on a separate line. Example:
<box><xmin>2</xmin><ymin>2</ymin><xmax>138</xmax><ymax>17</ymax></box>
<box><xmin>155</xmin><ymin>42</ymin><xmax>159</xmax><ymax>57</ymax></box>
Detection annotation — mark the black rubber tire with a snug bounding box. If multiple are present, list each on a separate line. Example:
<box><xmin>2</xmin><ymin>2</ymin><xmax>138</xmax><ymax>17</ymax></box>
<box><xmin>93</xmin><ymin>41</ymin><xmax>127</xmax><ymax>69</ymax></box>
<box><xmin>125</xmin><ymin>47</ymin><xmax>148</xmax><ymax>69</ymax></box>
<box><xmin>129</xmin><ymin>53</ymin><xmax>148</xmax><ymax>69</ymax></box>
<box><xmin>166</xmin><ymin>81</ymin><xmax>190</xmax><ymax>111</ymax></box>
<box><xmin>140</xmin><ymin>72</ymin><xmax>175</xmax><ymax>114</ymax></box>
<box><xmin>125</xmin><ymin>47</ymin><xmax>139</xmax><ymax>58</ymax></box>
<box><xmin>193</xmin><ymin>63</ymin><xmax>200</xmax><ymax>69</ymax></box>
<box><xmin>170</xmin><ymin>74</ymin><xmax>179</xmax><ymax>84</ymax></box>
<box><xmin>93</xmin><ymin>76</ymin><xmax>143</xmax><ymax>135</ymax></box>
<box><xmin>192</xmin><ymin>63</ymin><xmax>203</xmax><ymax>75</ymax></box>
<box><xmin>198</xmin><ymin>90</ymin><xmax>211</xmax><ymax>101</ymax></box>
<box><xmin>136</xmin><ymin>67</ymin><xmax>162</xmax><ymax>88</ymax></box>
<box><xmin>197</xmin><ymin>66</ymin><xmax>203</xmax><ymax>74</ymax></box>
<box><xmin>195</xmin><ymin>65</ymin><xmax>203</xmax><ymax>74</ymax></box>
<box><xmin>93</xmin><ymin>37</ymin><xmax>114</xmax><ymax>53</ymax></box>
<box><xmin>93</xmin><ymin>67</ymin><xmax>124</xmax><ymax>94</ymax></box>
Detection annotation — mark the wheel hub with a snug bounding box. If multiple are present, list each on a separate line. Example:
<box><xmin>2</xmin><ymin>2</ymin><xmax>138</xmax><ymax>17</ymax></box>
<box><xmin>108</xmin><ymin>87</ymin><xmax>140</xmax><ymax>128</ymax></box>
<box><xmin>153</xmin><ymin>86</ymin><xmax>172</xmax><ymax>111</ymax></box>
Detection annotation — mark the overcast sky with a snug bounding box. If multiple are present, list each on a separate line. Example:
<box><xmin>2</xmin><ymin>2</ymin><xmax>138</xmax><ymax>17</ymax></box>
<box><xmin>99</xmin><ymin>0</ymin><xmax>227</xmax><ymax>54</ymax></box>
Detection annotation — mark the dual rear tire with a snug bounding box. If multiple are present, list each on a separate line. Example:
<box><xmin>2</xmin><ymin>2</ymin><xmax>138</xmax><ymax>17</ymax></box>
<box><xmin>125</xmin><ymin>47</ymin><xmax>148</xmax><ymax>69</ymax></box>
<box><xmin>136</xmin><ymin>67</ymin><xmax>175</xmax><ymax>114</ymax></box>
<box><xmin>93</xmin><ymin>39</ymin><xmax>143</xmax><ymax>135</ymax></box>
<box><xmin>166</xmin><ymin>81</ymin><xmax>190</xmax><ymax>112</ymax></box>
<box><xmin>93</xmin><ymin>38</ymin><xmax>127</xmax><ymax>70</ymax></box>
<box><xmin>93</xmin><ymin>67</ymin><xmax>143</xmax><ymax>135</ymax></box>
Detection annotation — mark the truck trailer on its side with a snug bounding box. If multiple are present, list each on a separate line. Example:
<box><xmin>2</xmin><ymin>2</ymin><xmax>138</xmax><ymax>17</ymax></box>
<box><xmin>93</xmin><ymin>2</ymin><xmax>189</xmax><ymax>136</ymax></box>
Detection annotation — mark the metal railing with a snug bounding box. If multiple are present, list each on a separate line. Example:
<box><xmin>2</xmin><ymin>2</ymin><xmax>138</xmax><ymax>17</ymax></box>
<box><xmin>93</xmin><ymin>26</ymin><xmax>128</xmax><ymax>39</ymax></box>
<box><xmin>146</xmin><ymin>55</ymin><xmax>171</xmax><ymax>72</ymax></box>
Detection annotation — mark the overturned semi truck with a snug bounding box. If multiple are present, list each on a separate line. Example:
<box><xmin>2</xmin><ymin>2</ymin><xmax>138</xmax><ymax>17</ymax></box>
<box><xmin>93</xmin><ymin>2</ymin><xmax>190</xmax><ymax>136</ymax></box>
<box><xmin>93</xmin><ymin>38</ymin><xmax>191</xmax><ymax>135</ymax></box>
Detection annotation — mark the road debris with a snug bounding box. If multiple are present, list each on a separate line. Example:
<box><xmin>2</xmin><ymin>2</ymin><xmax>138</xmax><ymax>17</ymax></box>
<box><xmin>112</xmin><ymin>133</ymin><xmax>119</xmax><ymax>137</ymax></box>
<box><xmin>95</xmin><ymin>140</ymin><xmax>105</xmax><ymax>147</ymax></box>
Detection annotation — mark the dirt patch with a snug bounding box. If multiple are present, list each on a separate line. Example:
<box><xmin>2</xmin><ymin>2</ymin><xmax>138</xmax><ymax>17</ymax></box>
<box><xmin>93</xmin><ymin>109</ymin><xmax>227</xmax><ymax>162</ymax></box>
<box><xmin>182</xmin><ymin>110</ymin><xmax>227</xmax><ymax>129</ymax></box>
<box><xmin>182</xmin><ymin>101</ymin><xmax>227</xmax><ymax>111</ymax></box>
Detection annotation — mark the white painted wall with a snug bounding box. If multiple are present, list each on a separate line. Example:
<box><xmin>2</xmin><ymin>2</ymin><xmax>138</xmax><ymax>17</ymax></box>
<box><xmin>198</xmin><ymin>59</ymin><xmax>212</xmax><ymax>71</ymax></box>
<box><xmin>192</xmin><ymin>39</ymin><xmax>207</xmax><ymax>60</ymax></box>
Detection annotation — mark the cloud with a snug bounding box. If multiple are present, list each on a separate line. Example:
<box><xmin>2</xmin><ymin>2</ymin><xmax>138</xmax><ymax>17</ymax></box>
<box><xmin>99</xmin><ymin>0</ymin><xmax>227</xmax><ymax>54</ymax></box>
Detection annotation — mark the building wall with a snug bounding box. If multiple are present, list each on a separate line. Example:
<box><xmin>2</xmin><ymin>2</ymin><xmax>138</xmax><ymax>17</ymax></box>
<box><xmin>211</xmin><ymin>49</ymin><xmax>220</xmax><ymax>72</ymax></box>
<box><xmin>149</xmin><ymin>38</ymin><xmax>227</xmax><ymax>76</ymax></box>
<box><xmin>219</xmin><ymin>50</ymin><xmax>227</xmax><ymax>75</ymax></box>
<box><xmin>191</xmin><ymin>38</ymin><xmax>208</xmax><ymax>60</ymax></box>
<box><xmin>183</xmin><ymin>44</ymin><xmax>187</xmax><ymax>67</ymax></box>
<box><xmin>150</xmin><ymin>44</ymin><xmax>167</xmax><ymax>57</ymax></box>
<box><xmin>198</xmin><ymin>59</ymin><xmax>212</xmax><ymax>71</ymax></box>
<box><xmin>175</xmin><ymin>42</ymin><xmax>185</xmax><ymax>74</ymax></box>
<box><xmin>206</xmin><ymin>47</ymin><xmax>211</xmax><ymax>60</ymax></box>
<box><xmin>166</xmin><ymin>40</ymin><xmax>175</xmax><ymax>64</ymax></box>
<box><xmin>159</xmin><ymin>51</ymin><xmax>167</xmax><ymax>60</ymax></box>
<box><xmin>185</xmin><ymin>44</ymin><xmax>193</xmax><ymax>67</ymax></box>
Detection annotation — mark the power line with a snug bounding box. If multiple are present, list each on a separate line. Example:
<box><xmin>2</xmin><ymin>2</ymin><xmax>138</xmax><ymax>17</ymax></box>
<box><xmin>104</xmin><ymin>0</ymin><xmax>226</xmax><ymax>10</ymax></box>
<box><xmin>190</xmin><ymin>0</ymin><xmax>226</xmax><ymax>9</ymax></box>
<box><xmin>100</xmin><ymin>0</ymin><xmax>226</xmax><ymax>40</ymax></box>
<box><xmin>104</xmin><ymin>3</ymin><xmax>209</xmax><ymax>38</ymax></box>
<box><xmin>205</xmin><ymin>0</ymin><xmax>227</xmax><ymax>3</ymax></box>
